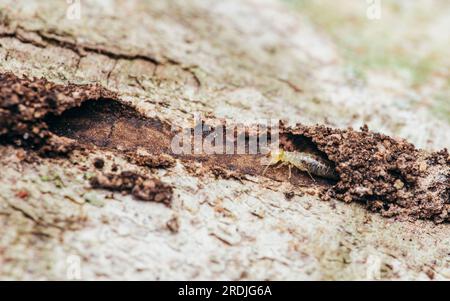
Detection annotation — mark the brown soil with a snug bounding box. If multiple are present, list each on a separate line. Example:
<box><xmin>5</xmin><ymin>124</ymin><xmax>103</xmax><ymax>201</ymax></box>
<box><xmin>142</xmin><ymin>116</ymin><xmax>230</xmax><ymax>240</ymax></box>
<box><xmin>1</xmin><ymin>72</ymin><xmax>448</xmax><ymax>222</ymax></box>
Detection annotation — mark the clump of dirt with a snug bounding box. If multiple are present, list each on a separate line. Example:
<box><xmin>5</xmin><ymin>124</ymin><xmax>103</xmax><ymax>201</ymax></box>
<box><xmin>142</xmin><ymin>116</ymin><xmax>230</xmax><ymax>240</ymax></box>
<box><xmin>89</xmin><ymin>171</ymin><xmax>173</xmax><ymax>206</ymax></box>
<box><xmin>93</xmin><ymin>157</ymin><xmax>105</xmax><ymax>169</ymax></box>
<box><xmin>124</xmin><ymin>150</ymin><xmax>175</xmax><ymax>169</ymax></box>
<box><xmin>286</xmin><ymin>124</ymin><xmax>450</xmax><ymax>222</ymax></box>
<box><xmin>166</xmin><ymin>215</ymin><xmax>180</xmax><ymax>233</ymax></box>
<box><xmin>0</xmin><ymin>72</ymin><xmax>116</xmax><ymax>155</ymax></box>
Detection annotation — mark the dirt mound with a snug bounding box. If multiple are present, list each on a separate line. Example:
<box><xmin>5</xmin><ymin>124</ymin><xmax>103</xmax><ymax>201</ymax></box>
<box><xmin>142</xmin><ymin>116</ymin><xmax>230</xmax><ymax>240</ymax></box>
<box><xmin>1</xmin><ymin>72</ymin><xmax>448</xmax><ymax>222</ymax></box>
<box><xmin>287</xmin><ymin>124</ymin><xmax>449</xmax><ymax>222</ymax></box>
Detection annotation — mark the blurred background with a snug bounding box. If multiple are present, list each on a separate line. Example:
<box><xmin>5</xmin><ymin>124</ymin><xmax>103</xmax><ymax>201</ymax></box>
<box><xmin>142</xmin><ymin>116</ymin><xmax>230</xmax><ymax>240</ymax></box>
<box><xmin>284</xmin><ymin>0</ymin><xmax>449</xmax><ymax>149</ymax></box>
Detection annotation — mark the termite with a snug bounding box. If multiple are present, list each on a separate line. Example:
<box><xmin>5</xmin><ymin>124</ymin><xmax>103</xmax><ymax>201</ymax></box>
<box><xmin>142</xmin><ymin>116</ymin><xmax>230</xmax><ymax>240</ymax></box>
<box><xmin>262</xmin><ymin>149</ymin><xmax>339</xmax><ymax>181</ymax></box>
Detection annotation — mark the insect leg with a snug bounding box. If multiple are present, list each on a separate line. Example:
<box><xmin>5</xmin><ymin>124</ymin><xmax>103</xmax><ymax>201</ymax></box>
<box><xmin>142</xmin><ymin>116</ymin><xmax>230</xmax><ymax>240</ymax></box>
<box><xmin>262</xmin><ymin>157</ymin><xmax>280</xmax><ymax>175</ymax></box>
<box><xmin>262</xmin><ymin>163</ymin><xmax>272</xmax><ymax>175</ymax></box>
<box><xmin>306</xmin><ymin>169</ymin><xmax>315</xmax><ymax>182</ymax></box>
<box><xmin>275</xmin><ymin>161</ymin><xmax>288</xmax><ymax>169</ymax></box>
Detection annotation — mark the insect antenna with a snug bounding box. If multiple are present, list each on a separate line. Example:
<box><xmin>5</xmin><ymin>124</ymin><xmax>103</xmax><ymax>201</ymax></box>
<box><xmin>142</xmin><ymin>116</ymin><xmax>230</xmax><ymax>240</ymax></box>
<box><xmin>306</xmin><ymin>169</ymin><xmax>315</xmax><ymax>182</ymax></box>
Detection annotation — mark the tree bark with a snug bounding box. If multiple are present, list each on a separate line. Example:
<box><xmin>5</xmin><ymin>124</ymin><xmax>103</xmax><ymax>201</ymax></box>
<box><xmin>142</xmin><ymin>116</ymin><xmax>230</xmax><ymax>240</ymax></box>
<box><xmin>0</xmin><ymin>0</ymin><xmax>449</xmax><ymax>280</ymax></box>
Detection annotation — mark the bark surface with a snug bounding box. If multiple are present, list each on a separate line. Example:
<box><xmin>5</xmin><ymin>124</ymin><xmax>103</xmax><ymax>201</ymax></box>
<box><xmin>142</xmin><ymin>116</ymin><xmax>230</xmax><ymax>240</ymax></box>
<box><xmin>0</xmin><ymin>0</ymin><xmax>449</xmax><ymax>280</ymax></box>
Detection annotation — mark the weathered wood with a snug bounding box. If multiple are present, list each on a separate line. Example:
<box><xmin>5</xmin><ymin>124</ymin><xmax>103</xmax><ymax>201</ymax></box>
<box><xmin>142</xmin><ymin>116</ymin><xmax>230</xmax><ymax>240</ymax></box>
<box><xmin>0</xmin><ymin>0</ymin><xmax>449</xmax><ymax>280</ymax></box>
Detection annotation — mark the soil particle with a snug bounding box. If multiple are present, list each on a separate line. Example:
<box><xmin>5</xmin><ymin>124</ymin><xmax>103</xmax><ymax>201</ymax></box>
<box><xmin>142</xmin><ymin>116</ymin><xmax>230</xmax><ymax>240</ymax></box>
<box><xmin>286</xmin><ymin>124</ymin><xmax>450</xmax><ymax>222</ymax></box>
<box><xmin>89</xmin><ymin>171</ymin><xmax>173</xmax><ymax>206</ymax></box>
<box><xmin>284</xmin><ymin>191</ymin><xmax>295</xmax><ymax>200</ymax></box>
<box><xmin>111</xmin><ymin>164</ymin><xmax>119</xmax><ymax>172</ymax></box>
<box><xmin>209</xmin><ymin>165</ymin><xmax>247</xmax><ymax>181</ymax></box>
<box><xmin>166</xmin><ymin>215</ymin><xmax>180</xmax><ymax>233</ymax></box>
<box><xmin>93</xmin><ymin>157</ymin><xmax>105</xmax><ymax>169</ymax></box>
<box><xmin>0</xmin><ymin>72</ymin><xmax>116</xmax><ymax>155</ymax></box>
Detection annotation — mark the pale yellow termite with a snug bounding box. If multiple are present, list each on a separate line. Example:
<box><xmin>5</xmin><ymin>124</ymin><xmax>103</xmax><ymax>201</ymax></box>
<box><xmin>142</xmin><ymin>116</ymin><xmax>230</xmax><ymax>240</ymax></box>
<box><xmin>262</xmin><ymin>149</ymin><xmax>339</xmax><ymax>181</ymax></box>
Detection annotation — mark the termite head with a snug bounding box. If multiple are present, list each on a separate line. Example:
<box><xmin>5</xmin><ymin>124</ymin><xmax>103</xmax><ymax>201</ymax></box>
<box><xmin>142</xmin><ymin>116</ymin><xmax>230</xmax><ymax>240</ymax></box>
<box><xmin>267</xmin><ymin>148</ymin><xmax>285</xmax><ymax>165</ymax></box>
